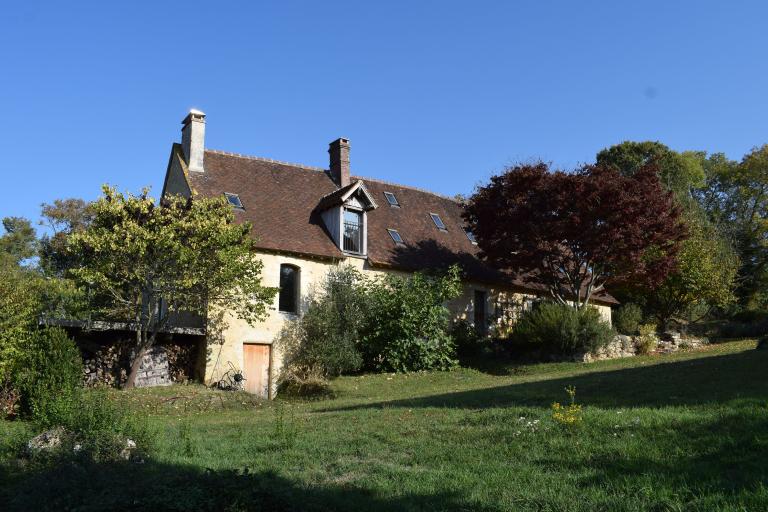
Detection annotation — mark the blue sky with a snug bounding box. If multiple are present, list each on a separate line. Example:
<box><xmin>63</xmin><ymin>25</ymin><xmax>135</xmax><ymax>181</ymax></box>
<box><xmin>2</xmin><ymin>1</ymin><xmax>767</xmax><ymax>228</ymax></box>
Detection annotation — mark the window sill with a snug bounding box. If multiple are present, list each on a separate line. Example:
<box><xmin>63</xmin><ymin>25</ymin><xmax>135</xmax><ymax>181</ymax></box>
<box><xmin>342</xmin><ymin>252</ymin><xmax>368</xmax><ymax>259</ymax></box>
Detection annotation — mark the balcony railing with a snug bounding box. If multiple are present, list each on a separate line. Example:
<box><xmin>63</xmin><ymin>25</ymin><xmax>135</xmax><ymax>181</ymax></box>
<box><xmin>343</xmin><ymin>221</ymin><xmax>363</xmax><ymax>254</ymax></box>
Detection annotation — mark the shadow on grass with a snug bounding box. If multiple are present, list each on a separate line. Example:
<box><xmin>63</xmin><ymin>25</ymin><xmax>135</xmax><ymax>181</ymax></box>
<box><xmin>560</xmin><ymin>407</ymin><xmax>768</xmax><ymax>504</ymax></box>
<box><xmin>0</xmin><ymin>458</ymin><xmax>499</xmax><ymax>512</ymax></box>
<box><xmin>326</xmin><ymin>349</ymin><xmax>768</xmax><ymax>411</ymax></box>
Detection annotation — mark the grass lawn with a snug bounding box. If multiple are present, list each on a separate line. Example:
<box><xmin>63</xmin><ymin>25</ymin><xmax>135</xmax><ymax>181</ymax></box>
<box><xmin>2</xmin><ymin>339</ymin><xmax>767</xmax><ymax>511</ymax></box>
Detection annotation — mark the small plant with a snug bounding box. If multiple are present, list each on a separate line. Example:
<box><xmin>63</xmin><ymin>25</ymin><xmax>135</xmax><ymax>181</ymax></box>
<box><xmin>551</xmin><ymin>386</ymin><xmax>583</xmax><ymax>429</ymax></box>
<box><xmin>178</xmin><ymin>420</ymin><xmax>197</xmax><ymax>457</ymax></box>
<box><xmin>636</xmin><ymin>323</ymin><xmax>658</xmax><ymax>355</ymax></box>
<box><xmin>272</xmin><ymin>401</ymin><xmax>298</xmax><ymax>449</ymax></box>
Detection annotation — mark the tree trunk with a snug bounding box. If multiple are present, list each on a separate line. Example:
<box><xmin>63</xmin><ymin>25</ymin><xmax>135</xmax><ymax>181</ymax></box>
<box><xmin>124</xmin><ymin>326</ymin><xmax>147</xmax><ymax>389</ymax></box>
<box><xmin>123</xmin><ymin>344</ymin><xmax>147</xmax><ymax>389</ymax></box>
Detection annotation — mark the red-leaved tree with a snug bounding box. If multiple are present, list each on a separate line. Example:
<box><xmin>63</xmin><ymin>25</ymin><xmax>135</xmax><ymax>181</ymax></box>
<box><xmin>463</xmin><ymin>163</ymin><xmax>687</xmax><ymax>309</ymax></box>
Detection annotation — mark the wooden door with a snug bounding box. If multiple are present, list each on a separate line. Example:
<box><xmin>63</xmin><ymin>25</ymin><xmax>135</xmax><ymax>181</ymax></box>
<box><xmin>243</xmin><ymin>344</ymin><xmax>271</xmax><ymax>398</ymax></box>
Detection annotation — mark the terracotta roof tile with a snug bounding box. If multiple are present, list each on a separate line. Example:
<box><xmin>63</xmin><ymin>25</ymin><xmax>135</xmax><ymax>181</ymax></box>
<box><xmin>183</xmin><ymin>148</ymin><xmax>617</xmax><ymax>305</ymax></box>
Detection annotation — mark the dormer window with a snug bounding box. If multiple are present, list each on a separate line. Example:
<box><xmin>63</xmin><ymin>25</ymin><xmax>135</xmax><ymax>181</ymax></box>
<box><xmin>343</xmin><ymin>208</ymin><xmax>364</xmax><ymax>254</ymax></box>
<box><xmin>430</xmin><ymin>213</ymin><xmax>447</xmax><ymax>231</ymax></box>
<box><xmin>387</xmin><ymin>228</ymin><xmax>404</xmax><ymax>245</ymax></box>
<box><xmin>224</xmin><ymin>192</ymin><xmax>244</xmax><ymax>209</ymax></box>
<box><xmin>384</xmin><ymin>191</ymin><xmax>400</xmax><ymax>207</ymax></box>
<box><xmin>463</xmin><ymin>227</ymin><xmax>478</xmax><ymax>244</ymax></box>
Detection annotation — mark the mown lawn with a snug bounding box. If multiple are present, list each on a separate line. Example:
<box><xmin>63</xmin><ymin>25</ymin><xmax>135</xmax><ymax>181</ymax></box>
<box><xmin>2</xmin><ymin>339</ymin><xmax>767</xmax><ymax>511</ymax></box>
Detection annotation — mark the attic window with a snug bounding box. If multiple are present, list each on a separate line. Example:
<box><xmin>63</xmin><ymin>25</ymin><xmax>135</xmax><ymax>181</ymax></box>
<box><xmin>463</xmin><ymin>227</ymin><xmax>478</xmax><ymax>244</ymax></box>
<box><xmin>430</xmin><ymin>213</ymin><xmax>447</xmax><ymax>231</ymax></box>
<box><xmin>224</xmin><ymin>193</ymin><xmax>244</xmax><ymax>209</ymax></box>
<box><xmin>384</xmin><ymin>191</ymin><xmax>400</xmax><ymax>207</ymax></box>
<box><xmin>387</xmin><ymin>228</ymin><xmax>404</xmax><ymax>245</ymax></box>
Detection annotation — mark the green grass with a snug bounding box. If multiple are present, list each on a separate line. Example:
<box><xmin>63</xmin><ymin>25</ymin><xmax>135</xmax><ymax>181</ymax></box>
<box><xmin>2</xmin><ymin>339</ymin><xmax>767</xmax><ymax>511</ymax></box>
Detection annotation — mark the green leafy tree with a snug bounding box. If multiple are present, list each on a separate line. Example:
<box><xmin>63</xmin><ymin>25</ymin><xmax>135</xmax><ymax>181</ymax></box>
<box><xmin>0</xmin><ymin>260</ymin><xmax>42</xmax><ymax>386</ymax></box>
<box><xmin>597</xmin><ymin>142</ymin><xmax>740</xmax><ymax>324</ymax></box>
<box><xmin>362</xmin><ymin>265</ymin><xmax>462</xmax><ymax>372</ymax></box>
<box><xmin>695</xmin><ymin>146</ymin><xmax>768</xmax><ymax>308</ymax></box>
<box><xmin>277</xmin><ymin>265</ymin><xmax>367</xmax><ymax>382</ymax></box>
<box><xmin>67</xmin><ymin>186</ymin><xmax>276</xmax><ymax>388</ymax></box>
<box><xmin>596</xmin><ymin>141</ymin><xmax>705</xmax><ymax>198</ymax></box>
<box><xmin>0</xmin><ymin>217</ymin><xmax>37</xmax><ymax>265</ymax></box>
<box><xmin>645</xmin><ymin>210</ymin><xmax>738</xmax><ymax>329</ymax></box>
<box><xmin>39</xmin><ymin>198</ymin><xmax>93</xmax><ymax>276</ymax></box>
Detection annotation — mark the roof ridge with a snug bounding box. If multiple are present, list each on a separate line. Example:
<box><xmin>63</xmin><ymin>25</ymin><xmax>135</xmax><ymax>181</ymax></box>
<box><xmin>352</xmin><ymin>175</ymin><xmax>460</xmax><ymax>203</ymax></box>
<box><xmin>205</xmin><ymin>149</ymin><xmax>328</xmax><ymax>173</ymax></box>
<box><xmin>204</xmin><ymin>148</ymin><xmax>459</xmax><ymax>203</ymax></box>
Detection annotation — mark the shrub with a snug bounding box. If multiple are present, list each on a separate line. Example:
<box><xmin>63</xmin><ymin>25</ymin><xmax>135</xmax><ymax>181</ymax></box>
<box><xmin>636</xmin><ymin>323</ymin><xmax>658</xmax><ymax>355</ymax></box>
<box><xmin>511</xmin><ymin>302</ymin><xmax>614</xmax><ymax>356</ymax></box>
<box><xmin>13</xmin><ymin>327</ymin><xmax>83</xmax><ymax>425</ymax></box>
<box><xmin>60</xmin><ymin>388</ymin><xmax>154</xmax><ymax>461</ymax></box>
<box><xmin>614</xmin><ymin>303</ymin><xmax>643</xmax><ymax>335</ymax></box>
<box><xmin>451</xmin><ymin>319</ymin><xmax>482</xmax><ymax>357</ymax></box>
<box><xmin>276</xmin><ymin>266</ymin><xmax>366</xmax><ymax>384</ymax></box>
<box><xmin>362</xmin><ymin>266</ymin><xmax>462</xmax><ymax>372</ymax></box>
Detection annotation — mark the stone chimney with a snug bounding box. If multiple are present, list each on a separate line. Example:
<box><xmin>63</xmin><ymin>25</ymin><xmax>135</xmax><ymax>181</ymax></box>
<box><xmin>328</xmin><ymin>137</ymin><xmax>350</xmax><ymax>187</ymax></box>
<box><xmin>181</xmin><ymin>109</ymin><xmax>206</xmax><ymax>173</ymax></box>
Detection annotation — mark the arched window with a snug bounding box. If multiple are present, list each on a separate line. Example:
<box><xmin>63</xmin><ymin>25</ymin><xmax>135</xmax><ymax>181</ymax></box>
<box><xmin>279</xmin><ymin>264</ymin><xmax>300</xmax><ymax>314</ymax></box>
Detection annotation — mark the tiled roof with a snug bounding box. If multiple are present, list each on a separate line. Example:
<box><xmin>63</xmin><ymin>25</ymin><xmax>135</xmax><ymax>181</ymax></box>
<box><xmin>181</xmin><ymin>146</ymin><xmax>617</xmax><ymax>305</ymax></box>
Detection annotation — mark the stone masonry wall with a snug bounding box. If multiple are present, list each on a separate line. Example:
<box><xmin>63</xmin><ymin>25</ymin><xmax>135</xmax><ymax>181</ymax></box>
<box><xmin>579</xmin><ymin>332</ymin><xmax>708</xmax><ymax>363</ymax></box>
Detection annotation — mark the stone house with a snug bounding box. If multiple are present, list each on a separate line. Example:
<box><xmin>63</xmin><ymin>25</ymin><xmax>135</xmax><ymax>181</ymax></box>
<box><xmin>161</xmin><ymin>110</ymin><xmax>616</xmax><ymax>397</ymax></box>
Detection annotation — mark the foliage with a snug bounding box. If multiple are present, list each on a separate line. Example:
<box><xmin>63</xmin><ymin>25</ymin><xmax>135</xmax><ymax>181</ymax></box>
<box><xmin>596</xmin><ymin>140</ymin><xmax>705</xmax><ymax>198</ymax></box>
<box><xmin>38</xmin><ymin>198</ymin><xmax>92</xmax><ymax>276</ymax></box>
<box><xmin>277</xmin><ymin>266</ymin><xmax>366</xmax><ymax>384</ymax></box>
<box><xmin>12</xmin><ymin>328</ymin><xmax>83</xmax><ymax>425</ymax></box>
<box><xmin>0</xmin><ymin>262</ymin><xmax>42</xmax><ymax>385</ymax></box>
<box><xmin>60</xmin><ymin>388</ymin><xmax>154</xmax><ymax>462</ymax></box>
<box><xmin>510</xmin><ymin>302</ymin><xmax>614</xmax><ymax>356</ymax></box>
<box><xmin>635</xmin><ymin>323</ymin><xmax>658</xmax><ymax>355</ymax></box>
<box><xmin>362</xmin><ymin>265</ymin><xmax>462</xmax><ymax>372</ymax></box>
<box><xmin>66</xmin><ymin>186</ymin><xmax>276</xmax><ymax>387</ymax></box>
<box><xmin>451</xmin><ymin>319</ymin><xmax>483</xmax><ymax>357</ymax></box>
<box><xmin>278</xmin><ymin>265</ymin><xmax>462</xmax><ymax>377</ymax></box>
<box><xmin>644</xmin><ymin>207</ymin><xmax>738</xmax><ymax>329</ymax></box>
<box><xmin>613</xmin><ymin>303</ymin><xmax>643</xmax><ymax>335</ymax></box>
<box><xmin>464</xmin><ymin>163</ymin><xmax>686</xmax><ymax>309</ymax></box>
<box><xmin>0</xmin><ymin>217</ymin><xmax>37</xmax><ymax>265</ymax></box>
<box><xmin>695</xmin><ymin>146</ymin><xmax>768</xmax><ymax>308</ymax></box>
<box><xmin>551</xmin><ymin>386</ymin><xmax>582</xmax><ymax>429</ymax></box>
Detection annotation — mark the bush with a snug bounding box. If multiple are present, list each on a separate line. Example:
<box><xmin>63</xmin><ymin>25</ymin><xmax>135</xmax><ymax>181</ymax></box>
<box><xmin>636</xmin><ymin>323</ymin><xmax>658</xmax><ymax>355</ymax></box>
<box><xmin>61</xmin><ymin>388</ymin><xmax>154</xmax><ymax>461</ymax></box>
<box><xmin>363</xmin><ymin>266</ymin><xmax>462</xmax><ymax>372</ymax></box>
<box><xmin>13</xmin><ymin>327</ymin><xmax>83</xmax><ymax>425</ymax></box>
<box><xmin>511</xmin><ymin>302</ymin><xmax>614</xmax><ymax>356</ymax></box>
<box><xmin>614</xmin><ymin>303</ymin><xmax>643</xmax><ymax>335</ymax></box>
<box><xmin>452</xmin><ymin>319</ymin><xmax>483</xmax><ymax>357</ymax></box>
<box><xmin>277</xmin><ymin>266</ymin><xmax>366</xmax><ymax>384</ymax></box>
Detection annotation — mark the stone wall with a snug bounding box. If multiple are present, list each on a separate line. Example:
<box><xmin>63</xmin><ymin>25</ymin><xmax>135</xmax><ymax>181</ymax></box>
<box><xmin>580</xmin><ymin>332</ymin><xmax>708</xmax><ymax>362</ymax></box>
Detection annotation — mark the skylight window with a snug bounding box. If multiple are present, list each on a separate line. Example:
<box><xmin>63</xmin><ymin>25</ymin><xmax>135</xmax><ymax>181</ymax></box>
<box><xmin>384</xmin><ymin>191</ymin><xmax>400</xmax><ymax>207</ymax></box>
<box><xmin>387</xmin><ymin>228</ymin><xmax>404</xmax><ymax>244</ymax></box>
<box><xmin>430</xmin><ymin>213</ymin><xmax>447</xmax><ymax>231</ymax></box>
<box><xmin>224</xmin><ymin>193</ymin><xmax>244</xmax><ymax>209</ymax></box>
<box><xmin>463</xmin><ymin>227</ymin><xmax>477</xmax><ymax>244</ymax></box>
